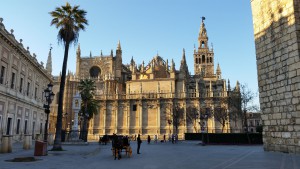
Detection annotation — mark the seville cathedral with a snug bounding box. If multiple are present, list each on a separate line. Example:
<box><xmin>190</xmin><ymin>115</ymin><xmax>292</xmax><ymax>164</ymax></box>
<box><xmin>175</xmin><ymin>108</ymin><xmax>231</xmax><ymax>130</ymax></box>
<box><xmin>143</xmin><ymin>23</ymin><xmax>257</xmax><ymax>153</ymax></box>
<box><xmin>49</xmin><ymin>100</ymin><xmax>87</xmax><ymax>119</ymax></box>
<box><xmin>51</xmin><ymin>19</ymin><xmax>241</xmax><ymax>140</ymax></box>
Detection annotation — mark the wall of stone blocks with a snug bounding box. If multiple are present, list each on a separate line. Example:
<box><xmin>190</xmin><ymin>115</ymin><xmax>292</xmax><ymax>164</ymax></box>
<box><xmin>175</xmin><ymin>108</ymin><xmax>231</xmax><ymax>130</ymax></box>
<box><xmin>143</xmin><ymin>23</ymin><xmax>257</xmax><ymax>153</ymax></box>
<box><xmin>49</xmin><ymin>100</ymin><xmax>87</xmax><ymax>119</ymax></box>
<box><xmin>251</xmin><ymin>0</ymin><xmax>300</xmax><ymax>153</ymax></box>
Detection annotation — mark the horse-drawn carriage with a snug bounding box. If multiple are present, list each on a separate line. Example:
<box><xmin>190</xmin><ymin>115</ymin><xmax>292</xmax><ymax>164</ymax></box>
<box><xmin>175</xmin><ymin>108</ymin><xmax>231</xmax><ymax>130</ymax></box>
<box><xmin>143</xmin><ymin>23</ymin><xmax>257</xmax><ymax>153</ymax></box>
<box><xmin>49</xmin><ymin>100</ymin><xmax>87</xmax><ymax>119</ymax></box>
<box><xmin>99</xmin><ymin>134</ymin><xmax>109</xmax><ymax>145</ymax></box>
<box><xmin>111</xmin><ymin>135</ymin><xmax>132</xmax><ymax>159</ymax></box>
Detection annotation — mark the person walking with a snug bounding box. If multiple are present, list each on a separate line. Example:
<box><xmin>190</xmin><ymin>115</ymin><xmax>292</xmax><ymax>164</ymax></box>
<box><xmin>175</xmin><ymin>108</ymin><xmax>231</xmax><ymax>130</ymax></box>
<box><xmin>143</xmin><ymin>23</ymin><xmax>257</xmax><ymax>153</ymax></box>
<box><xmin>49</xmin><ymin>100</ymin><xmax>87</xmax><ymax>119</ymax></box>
<box><xmin>137</xmin><ymin>134</ymin><xmax>142</xmax><ymax>154</ymax></box>
<box><xmin>163</xmin><ymin>134</ymin><xmax>166</xmax><ymax>143</ymax></box>
<box><xmin>172</xmin><ymin>134</ymin><xmax>175</xmax><ymax>144</ymax></box>
<box><xmin>154</xmin><ymin>134</ymin><xmax>158</xmax><ymax>143</ymax></box>
<box><xmin>147</xmin><ymin>135</ymin><xmax>151</xmax><ymax>144</ymax></box>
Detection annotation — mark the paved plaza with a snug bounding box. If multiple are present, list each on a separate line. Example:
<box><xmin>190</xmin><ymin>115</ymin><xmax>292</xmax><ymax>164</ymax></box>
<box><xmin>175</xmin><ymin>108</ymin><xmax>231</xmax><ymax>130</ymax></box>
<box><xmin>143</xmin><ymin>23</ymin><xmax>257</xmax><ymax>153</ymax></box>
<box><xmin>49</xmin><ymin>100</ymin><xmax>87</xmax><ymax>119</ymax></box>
<box><xmin>0</xmin><ymin>141</ymin><xmax>299</xmax><ymax>169</ymax></box>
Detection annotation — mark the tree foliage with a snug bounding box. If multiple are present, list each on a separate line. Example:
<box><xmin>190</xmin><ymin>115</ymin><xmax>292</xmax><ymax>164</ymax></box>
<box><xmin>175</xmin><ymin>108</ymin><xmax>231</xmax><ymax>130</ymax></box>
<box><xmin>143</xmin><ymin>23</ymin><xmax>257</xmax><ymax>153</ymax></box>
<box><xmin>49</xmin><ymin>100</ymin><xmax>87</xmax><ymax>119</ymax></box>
<box><xmin>213</xmin><ymin>106</ymin><xmax>228</xmax><ymax>133</ymax></box>
<box><xmin>80</xmin><ymin>98</ymin><xmax>100</xmax><ymax>120</ymax></box>
<box><xmin>78</xmin><ymin>79</ymin><xmax>97</xmax><ymax>141</ymax></box>
<box><xmin>228</xmin><ymin>83</ymin><xmax>258</xmax><ymax>132</ymax></box>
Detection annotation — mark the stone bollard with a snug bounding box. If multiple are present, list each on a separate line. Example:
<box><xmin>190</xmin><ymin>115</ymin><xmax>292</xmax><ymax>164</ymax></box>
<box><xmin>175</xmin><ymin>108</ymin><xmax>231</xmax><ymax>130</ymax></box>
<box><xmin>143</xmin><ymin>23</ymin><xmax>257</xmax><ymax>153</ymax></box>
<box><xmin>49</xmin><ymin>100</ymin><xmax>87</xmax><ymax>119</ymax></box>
<box><xmin>23</xmin><ymin>134</ymin><xmax>32</xmax><ymax>150</ymax></box>
<box><xmin>1</xmin><ymin>135</ymin><xmax>12</xmax><ymax>153</ymax></box>
<box><xmin>47</xmin><ymin>134</ymin><xmax>54</xmax><ymax>145</ymax></box>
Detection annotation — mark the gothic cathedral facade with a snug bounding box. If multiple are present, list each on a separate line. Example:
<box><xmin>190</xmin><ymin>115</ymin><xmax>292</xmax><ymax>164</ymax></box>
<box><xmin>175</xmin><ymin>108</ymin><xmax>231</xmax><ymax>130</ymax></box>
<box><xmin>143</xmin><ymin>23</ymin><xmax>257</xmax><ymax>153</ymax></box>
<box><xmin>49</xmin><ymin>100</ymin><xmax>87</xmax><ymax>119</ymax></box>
<box><xmin>53</xmin><ymin>19</ymin><xmax>241</xmax><ymax>140</ymax></box>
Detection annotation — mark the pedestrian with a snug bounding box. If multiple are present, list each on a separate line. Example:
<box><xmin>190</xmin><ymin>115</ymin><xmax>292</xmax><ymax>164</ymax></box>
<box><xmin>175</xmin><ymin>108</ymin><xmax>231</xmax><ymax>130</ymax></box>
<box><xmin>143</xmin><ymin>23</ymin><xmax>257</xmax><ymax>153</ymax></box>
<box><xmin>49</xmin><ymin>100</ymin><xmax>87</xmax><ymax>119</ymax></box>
<box><xmin>154</xmin><ymin>134</ymin><xmax>158</xmax><ymax>143</ymax></box>
<box><xmin>147</xmin><ymin>135</ymin><xmax>151</xmax><ymax>144</ymax></box>
<box><xmin>134</xmin><ymin>134</ymin><xmax>137</xmax><ymax>141</ymax></box>
<box><xmin>172</xmin><ymin>134</ymin><xmax>175</xmax><ymax>144</ymax></box>
<box><xmin>137</xmin><ymin>134</ymin><xmax>142</xmax><ymax>154</ymax></box>
<box><xmin>163</xmin><ymin>134</ymin><xmax>166</xmax><ymax>142</ymax></box>
<box><xmin>175</xmin><ymin>134</ymin><xmax>178</xmax><ymax>143</ymax></box>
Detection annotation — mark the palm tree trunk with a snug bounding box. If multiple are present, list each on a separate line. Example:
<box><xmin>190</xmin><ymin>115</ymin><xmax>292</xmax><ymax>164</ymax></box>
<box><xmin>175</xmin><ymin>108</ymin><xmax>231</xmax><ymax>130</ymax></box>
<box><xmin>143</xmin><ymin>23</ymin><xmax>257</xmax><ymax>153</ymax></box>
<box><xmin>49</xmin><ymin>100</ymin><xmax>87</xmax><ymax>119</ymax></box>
<box><xmin>52</xmin><ymin>42</ymin><xmax>70</xmax><ymax>150</ymax></box>
<box><xmin>82</xmin><ymin>101</ymin><xmax>88</xmax><ymax>142</ymax></box>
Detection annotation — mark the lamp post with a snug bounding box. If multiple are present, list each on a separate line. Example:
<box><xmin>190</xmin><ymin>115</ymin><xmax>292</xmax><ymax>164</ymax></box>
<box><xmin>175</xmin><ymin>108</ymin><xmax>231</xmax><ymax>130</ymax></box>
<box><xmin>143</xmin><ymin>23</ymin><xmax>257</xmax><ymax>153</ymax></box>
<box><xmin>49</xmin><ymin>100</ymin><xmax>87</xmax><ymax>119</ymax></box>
<box><xmin>43</xmin><ymin>83</ymin><xmax>55</xmax><ymax>142</ymax></box>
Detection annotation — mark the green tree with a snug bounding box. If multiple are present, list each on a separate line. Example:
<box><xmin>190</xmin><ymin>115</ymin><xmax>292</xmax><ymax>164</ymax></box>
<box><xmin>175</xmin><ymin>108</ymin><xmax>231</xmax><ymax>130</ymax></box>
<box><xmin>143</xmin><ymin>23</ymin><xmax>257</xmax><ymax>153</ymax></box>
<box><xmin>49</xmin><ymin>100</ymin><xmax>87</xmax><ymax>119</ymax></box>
<box><xmin>82</xmin><ymin>99</ymin><xmax>99</xmax><ymax>120</ymax></box>
<box><xmin>78</xmin><ymin>79</ymin><xmax>96</xmax><ymax>142</ymax></box>
<box><xmin>49</xmin><ymin>2</ymin><xmax>88</xmax><ymax>150</ymax></box>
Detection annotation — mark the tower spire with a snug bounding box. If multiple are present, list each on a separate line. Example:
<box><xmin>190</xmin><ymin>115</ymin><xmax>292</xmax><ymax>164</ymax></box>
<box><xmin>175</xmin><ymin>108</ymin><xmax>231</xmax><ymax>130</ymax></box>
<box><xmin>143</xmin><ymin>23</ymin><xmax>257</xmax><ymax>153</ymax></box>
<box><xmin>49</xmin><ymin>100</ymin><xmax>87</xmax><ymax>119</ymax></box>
<box><xmin>228</xmin><ymin>79</ymin><xmax>231</xmax><ymax>91</ymax></box>
<box><xmin>46</xmin><ymin>45</ymin><xmax>52</xmax><ymax>74</ymax></box>
<box><xmin>194</xmin><ymin>17</ymin><xmax>214</xmax><ymax>76</ymax></box>
<box><xmin>198</xmin><ymin>17</ymin><xmax>208</xmax><ymax>49</ymax></box>
<box><xmin>180</xmin><ymin>48</ymin><xmax>187</xmax><ymax>66</ymax></box>
<box><xmin>180</xmin><ymin>48</ymin><xmax>188</xmax><ymax>74</ymax></box>
<box><xmin>117</xmin><ymin>40</ymin><xmax>121</xmax><ymax>50</ymax></box>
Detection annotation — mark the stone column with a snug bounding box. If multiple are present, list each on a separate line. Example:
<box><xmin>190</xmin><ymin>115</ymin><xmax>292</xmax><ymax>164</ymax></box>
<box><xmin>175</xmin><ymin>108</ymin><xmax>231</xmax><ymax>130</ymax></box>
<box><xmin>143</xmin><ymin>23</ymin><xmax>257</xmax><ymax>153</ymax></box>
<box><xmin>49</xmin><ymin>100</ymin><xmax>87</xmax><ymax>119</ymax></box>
<box><xmin>71</xmin><ymin>93</ymin><xmax>81</xmax><ymax>140</ymax></box>
<box><xmin>139</xmin><ymin>102</ymin><xmax>143</xmax><ymax>134</ymax></box>
<box><xmin>71</xmin><ymin>109</ymin><xmax>79</xmax><ymax>140</ymax></box>
<box><xmin>115</xmin><ymin>102</ymin><xmax>118</xmax><ymax>134</ymax></box>
<box><xmin>103</xmin><ymin>103</ymin><xmax>106</xmax><ymax>135</ymax></box>
<box><xmin>126</xmin><ymin>103</ymin><xmax>130</xmax><ymax>134</ymax></box>
<box><xmin>157</xmin><ymin>102</ymin><xmax>161</xmax><ymax>136</ymax></box>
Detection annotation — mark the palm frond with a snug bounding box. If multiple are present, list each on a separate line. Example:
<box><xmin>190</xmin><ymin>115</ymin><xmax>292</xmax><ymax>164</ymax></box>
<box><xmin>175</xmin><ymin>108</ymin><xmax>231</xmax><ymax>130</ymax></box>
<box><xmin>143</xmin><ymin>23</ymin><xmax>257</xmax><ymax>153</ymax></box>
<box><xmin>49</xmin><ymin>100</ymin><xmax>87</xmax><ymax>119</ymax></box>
<box><xmin>49</xmin><ymin>2</ymin><xmax>88</xmax><ymax>46</ymax></box>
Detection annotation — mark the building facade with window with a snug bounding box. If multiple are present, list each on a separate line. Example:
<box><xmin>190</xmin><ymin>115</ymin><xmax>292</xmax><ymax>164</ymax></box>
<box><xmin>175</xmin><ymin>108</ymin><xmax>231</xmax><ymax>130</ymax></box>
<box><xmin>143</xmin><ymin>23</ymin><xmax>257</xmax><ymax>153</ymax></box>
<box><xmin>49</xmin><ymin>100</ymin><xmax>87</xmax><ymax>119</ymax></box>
<box><xmin>246</xmin><ymin>112</ymin><xmax>262</xmax><ymax>133</ymax></box>
<box><xmin>54</xmin><ymin>19</ymin><xmax>241</xmax><ymax>140</ymax></box>
<box><xmin>0</xmin><ymin>18</ymin><xmax>52</xmax><ymax>143</ymax></box>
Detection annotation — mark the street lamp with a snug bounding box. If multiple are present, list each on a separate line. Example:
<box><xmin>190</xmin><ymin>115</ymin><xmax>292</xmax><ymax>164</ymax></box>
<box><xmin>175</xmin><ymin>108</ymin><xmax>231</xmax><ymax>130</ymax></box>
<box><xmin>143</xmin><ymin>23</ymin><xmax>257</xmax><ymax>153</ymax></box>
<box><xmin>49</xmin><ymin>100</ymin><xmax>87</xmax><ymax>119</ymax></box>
<box><xmin>43</xmin><ymin>83</ymin><xmax>55</xmax><ymax>142</ymax></box>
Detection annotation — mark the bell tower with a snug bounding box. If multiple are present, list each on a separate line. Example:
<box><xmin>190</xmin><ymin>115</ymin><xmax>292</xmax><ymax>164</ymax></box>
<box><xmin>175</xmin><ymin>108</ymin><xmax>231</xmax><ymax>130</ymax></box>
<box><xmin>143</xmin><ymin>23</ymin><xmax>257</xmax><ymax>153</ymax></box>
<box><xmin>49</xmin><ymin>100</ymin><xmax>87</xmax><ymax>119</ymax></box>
<box><xmin>194</xmin><ymin>17</ymin><xmax>214</xmax><ymax>76</ymax></box>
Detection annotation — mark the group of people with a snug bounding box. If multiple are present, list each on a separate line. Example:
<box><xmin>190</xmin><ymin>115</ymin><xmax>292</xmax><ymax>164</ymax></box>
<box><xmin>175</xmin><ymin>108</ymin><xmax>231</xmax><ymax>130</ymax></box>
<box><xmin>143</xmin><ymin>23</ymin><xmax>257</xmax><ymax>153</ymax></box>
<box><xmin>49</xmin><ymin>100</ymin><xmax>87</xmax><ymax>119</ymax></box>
<box><xmin>146</xmin><ymin>134</ymin><xmax>179</xmax><ymax>144</ymax></box>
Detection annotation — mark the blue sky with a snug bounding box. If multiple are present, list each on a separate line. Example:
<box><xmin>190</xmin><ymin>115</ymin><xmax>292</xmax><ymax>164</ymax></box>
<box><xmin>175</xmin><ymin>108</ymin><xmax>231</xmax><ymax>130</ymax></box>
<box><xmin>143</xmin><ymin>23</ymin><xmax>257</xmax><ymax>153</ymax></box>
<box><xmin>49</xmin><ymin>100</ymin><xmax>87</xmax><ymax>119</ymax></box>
<box><xmin>0</xmin><ymin>1</ymin><xmax>258</xmax><ymax>107</ymax></box>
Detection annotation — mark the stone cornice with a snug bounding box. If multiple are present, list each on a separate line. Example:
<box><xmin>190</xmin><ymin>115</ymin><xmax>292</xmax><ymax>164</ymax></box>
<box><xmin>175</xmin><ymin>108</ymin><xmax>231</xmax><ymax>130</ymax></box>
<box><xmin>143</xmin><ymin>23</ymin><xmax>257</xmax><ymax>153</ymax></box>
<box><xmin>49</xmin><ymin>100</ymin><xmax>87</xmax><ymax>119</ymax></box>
<box><xmin>0</xmin><ymin>25</ymin><xmax>52</xmax><ymax>82</ymax></box>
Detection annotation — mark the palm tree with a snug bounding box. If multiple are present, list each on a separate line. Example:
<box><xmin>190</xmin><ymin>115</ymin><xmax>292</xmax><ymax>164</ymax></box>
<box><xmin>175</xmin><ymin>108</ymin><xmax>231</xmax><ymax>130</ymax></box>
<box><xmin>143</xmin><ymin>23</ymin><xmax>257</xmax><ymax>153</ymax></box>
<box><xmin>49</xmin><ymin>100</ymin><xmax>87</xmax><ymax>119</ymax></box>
<box><xmin>49</xmin><ymin>2</ymin><xmax>88</xmax><ymax>150</ymax></box>
<box><xmin>78</xmin><ymin>79</ymin><xmax>96</xmax><ymax>142</ymax></box>
<box><xmin>79</xmin><ymin>98</ymin><xmax>99</xmax><ymax>140</ymax></box>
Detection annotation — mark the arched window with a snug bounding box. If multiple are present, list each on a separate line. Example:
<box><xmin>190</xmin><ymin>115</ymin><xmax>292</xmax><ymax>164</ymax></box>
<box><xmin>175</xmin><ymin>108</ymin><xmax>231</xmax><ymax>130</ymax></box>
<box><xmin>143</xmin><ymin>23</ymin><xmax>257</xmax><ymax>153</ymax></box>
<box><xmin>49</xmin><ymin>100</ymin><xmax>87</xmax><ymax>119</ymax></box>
<box><xmin>210</xmin><ymin>57</ymin><xmax>212</xmax><ymax>63</ymax></box>
<box><xmin>202</xmin><ymin>55</ymin><xmax>205</xmax><ymax>63</ymax></box>
<box><xmin>89</xmin><ymin>66</ymin><xmax>101</xmax><ymax>78</ymax></box>
<box><xmin>201</xmin><ymin>41</ymin><xmax>205</xmax><ymax>48</ymax></box>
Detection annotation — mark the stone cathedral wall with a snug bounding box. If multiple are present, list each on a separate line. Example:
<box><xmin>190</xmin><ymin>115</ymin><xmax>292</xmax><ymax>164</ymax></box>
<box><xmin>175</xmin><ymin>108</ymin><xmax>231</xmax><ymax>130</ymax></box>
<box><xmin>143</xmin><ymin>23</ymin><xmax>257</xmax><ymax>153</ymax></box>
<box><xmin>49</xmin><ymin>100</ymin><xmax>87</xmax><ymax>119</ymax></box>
<box><xmin>251</xmin><ymin>0</ymin><xmax>300</xmax><ymax>153</ymax></box>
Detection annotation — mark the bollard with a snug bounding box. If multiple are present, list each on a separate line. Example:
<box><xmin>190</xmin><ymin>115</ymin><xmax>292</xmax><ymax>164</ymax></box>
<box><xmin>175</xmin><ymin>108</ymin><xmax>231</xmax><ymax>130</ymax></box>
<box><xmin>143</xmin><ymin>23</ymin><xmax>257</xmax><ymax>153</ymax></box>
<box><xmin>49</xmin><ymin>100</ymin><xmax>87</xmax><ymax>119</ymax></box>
<box><xmin>23</xmin><ymin>134</ymin><xmax>32</xmax><ymax>150</ymax></box>
<box><xmin>1</xmin><ymin>135</ymin><xmax>12</xmax><ymax>153</ymax></box>
<box><xmin>47</xmin><ymin>134</ymin><xmax>54</xmax><ymax>145</ymax></box>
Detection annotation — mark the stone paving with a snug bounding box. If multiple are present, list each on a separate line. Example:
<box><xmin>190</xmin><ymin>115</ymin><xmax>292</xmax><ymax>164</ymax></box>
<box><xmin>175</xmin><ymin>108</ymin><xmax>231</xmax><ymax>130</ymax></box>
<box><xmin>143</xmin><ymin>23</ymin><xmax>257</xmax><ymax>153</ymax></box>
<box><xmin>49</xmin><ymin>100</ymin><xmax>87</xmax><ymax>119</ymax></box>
<box><xmin>0</xmin><ymin>141</ymin><xmax>299</xmax><ymax>169</ymax></box>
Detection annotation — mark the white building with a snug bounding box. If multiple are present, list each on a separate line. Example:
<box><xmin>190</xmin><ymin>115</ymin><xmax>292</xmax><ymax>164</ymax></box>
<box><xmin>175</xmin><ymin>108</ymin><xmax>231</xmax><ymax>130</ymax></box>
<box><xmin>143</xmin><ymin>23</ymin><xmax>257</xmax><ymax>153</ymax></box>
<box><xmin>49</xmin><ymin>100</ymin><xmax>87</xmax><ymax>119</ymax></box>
<box><xmin>0</xmin><ymin>17</ymin><xmax>52</xmax><ymax>144</ymax></box>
